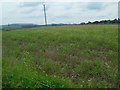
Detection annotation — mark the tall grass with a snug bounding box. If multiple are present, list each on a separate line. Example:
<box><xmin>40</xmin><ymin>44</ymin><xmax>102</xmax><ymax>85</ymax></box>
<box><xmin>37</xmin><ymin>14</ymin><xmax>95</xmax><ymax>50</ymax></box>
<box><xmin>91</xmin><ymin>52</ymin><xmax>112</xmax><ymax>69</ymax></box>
<box><xmin>2</xmin><ymin>25</ymin><xmax>118</xmax><ymax>88</ymax></box>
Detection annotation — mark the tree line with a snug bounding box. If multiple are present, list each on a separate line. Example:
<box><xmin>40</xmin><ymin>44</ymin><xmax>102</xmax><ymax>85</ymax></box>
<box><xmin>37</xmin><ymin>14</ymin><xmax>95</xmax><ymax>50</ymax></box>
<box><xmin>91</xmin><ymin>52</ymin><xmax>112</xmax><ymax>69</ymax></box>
<box><xmin>80</xmin><ymin>19</ymin><xmax>120</xmax><ymax>25</ymax></box>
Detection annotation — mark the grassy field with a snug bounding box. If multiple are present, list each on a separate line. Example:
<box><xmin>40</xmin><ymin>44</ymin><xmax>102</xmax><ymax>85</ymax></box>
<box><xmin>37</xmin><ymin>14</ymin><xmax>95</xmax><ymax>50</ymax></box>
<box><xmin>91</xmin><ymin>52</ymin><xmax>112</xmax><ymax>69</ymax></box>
<box><xmin>2</xmin><ymin>25</ymin><xmax>118</xmax><ymax>88</ymax></box>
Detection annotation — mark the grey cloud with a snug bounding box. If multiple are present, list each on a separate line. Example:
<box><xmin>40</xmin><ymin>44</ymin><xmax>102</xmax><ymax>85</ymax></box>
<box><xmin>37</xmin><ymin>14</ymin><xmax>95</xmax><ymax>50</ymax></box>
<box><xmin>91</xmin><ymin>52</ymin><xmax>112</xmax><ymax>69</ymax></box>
<box><xmin>86</xmin><ymin>2</ymin><xmax>105</xmax><ymax>10</ymax></box>
<box><xmin>20</xmin><ymin>2</ymin><xmax>44</xmax><ymax>7</ymax></box>
<box><xmin>19</xmin><ymin>3</ymin><xmax>44</xmax><ymax>14</ymax></box>
<box><xmin>23</xmin><ymin>16</ymin><xmax>42</xmax><ymax>19</ymax></box>
<box><xmin>54</xmin><ymin>16</ymin><xmax>72</xmax><ymax>19</ymax></box>
<box><xmin>21</xmin><ymin>8</ymin><xmax>36</xmax><ymax>14</ymax></box>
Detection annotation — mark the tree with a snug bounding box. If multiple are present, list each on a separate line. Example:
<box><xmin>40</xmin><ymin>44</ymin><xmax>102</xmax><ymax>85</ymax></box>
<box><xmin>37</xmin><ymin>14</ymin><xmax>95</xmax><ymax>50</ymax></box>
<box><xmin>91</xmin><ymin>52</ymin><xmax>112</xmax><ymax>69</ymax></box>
<box><xmin>88</xmin><ymin>21</ymin><xmax>92</xmax><ymax>24</ymax></box>
<box><xmin>80</xmin><ymin>22</ymin><xmax>86</xmax><ymax>25</ymax></box>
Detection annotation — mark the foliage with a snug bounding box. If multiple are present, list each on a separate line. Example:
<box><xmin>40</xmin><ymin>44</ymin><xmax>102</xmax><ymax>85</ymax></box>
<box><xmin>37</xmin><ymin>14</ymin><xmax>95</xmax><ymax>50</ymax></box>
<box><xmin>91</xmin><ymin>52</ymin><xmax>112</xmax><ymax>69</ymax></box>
<box><xmin>81</xmin><ymin>19</ymin><xmax>119</xmax><ymax>24</ymax></box>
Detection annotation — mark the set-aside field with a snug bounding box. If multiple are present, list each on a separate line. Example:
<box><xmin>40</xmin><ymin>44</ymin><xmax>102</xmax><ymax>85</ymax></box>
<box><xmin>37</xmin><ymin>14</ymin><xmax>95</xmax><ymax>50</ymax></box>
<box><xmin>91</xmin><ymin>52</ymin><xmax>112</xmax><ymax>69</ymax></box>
<box><xmin>2</xmin><ymin>25</ymin><xmax>118</xmax><ymax>88</ymax></box>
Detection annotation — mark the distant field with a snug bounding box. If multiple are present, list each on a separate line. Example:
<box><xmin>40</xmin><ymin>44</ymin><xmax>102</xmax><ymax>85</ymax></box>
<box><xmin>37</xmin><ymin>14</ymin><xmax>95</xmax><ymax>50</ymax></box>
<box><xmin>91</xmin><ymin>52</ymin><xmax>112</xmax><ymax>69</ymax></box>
<box><xmin>2</xmin><ymin>25</ymin><xmax>118</xmax><ymax>88</ymax></box>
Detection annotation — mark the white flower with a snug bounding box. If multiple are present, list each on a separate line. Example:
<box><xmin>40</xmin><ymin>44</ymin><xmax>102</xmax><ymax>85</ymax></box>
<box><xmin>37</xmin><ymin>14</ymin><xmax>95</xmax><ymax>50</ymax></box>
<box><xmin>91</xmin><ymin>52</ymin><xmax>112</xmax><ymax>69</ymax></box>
<box><xmin>88</xmin><ymin>80</ymin><xmax>91</xmax><ymax>82</ymax></box>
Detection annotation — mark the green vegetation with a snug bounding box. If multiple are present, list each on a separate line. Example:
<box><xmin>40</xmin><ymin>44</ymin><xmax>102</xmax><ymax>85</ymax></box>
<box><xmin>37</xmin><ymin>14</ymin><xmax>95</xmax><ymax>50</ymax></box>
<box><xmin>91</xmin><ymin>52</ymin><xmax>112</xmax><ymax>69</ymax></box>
<box><xmin>2</xmin><ymin>25</ymin><xmax>118</xmax><ymax>88</ymax></box>
<box><xmin>81</xmin><ymin>19</ymin><xmax>119</xmax><ymax>24</ymax></box>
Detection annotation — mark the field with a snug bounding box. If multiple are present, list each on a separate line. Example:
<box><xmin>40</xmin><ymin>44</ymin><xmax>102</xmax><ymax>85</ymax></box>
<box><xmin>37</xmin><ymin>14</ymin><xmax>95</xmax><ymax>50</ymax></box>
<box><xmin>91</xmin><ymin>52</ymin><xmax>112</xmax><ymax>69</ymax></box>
<box><xmin>2</xmin><ymin>25</ymin><xmax>118</xmax><ymax>88</ymax></box>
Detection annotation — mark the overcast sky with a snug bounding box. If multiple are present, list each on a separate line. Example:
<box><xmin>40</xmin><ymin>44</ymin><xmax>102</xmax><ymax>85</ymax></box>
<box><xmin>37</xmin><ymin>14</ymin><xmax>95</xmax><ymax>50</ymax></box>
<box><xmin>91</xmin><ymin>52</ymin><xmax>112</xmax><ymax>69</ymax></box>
<box><xmin>0</xmin><ymin>1</ymin><xmax>118</xmax><ymax>25</ymax></box>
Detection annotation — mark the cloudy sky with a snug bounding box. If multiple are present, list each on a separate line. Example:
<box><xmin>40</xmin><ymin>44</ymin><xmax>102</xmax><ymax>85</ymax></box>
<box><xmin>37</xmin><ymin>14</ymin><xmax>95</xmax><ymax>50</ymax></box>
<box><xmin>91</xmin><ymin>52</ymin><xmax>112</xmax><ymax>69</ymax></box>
<box><xmin>0</xmin><ymin>0</ymin><xmax>118</xmax><ymax>25</ymax></box>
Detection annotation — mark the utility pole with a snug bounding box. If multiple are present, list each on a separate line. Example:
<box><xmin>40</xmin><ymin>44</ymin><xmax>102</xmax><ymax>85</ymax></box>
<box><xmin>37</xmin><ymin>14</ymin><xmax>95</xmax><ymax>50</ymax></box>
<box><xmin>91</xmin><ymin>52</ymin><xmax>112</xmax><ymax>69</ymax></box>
<box><xmin>43</xmin><ymin>4</ymin><xmax>47</xmax><ymax>26</ymax></box>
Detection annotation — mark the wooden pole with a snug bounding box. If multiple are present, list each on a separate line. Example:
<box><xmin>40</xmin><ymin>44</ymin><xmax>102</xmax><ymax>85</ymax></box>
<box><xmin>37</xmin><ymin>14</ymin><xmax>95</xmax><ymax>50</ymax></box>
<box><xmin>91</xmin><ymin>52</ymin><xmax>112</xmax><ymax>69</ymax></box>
<box><xmin>43</xmin><ymin>4</ymin><xmax>47</xmax><ymax>26</ymax></box>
